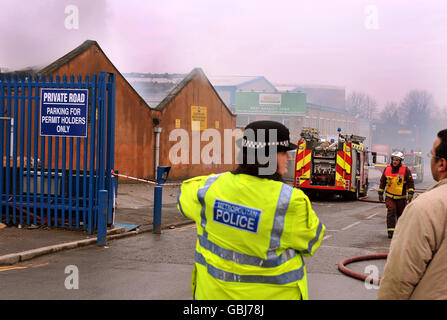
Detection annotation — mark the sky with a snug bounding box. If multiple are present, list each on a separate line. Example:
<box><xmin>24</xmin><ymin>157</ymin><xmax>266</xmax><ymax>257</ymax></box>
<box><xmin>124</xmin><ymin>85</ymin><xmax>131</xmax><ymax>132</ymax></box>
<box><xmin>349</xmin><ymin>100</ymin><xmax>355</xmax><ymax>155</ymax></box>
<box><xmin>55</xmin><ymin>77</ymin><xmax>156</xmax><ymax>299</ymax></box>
<box><xmin>1</xmin><ymin>0</ymin><xmax>447</xmax><ymax>109</ymax></box>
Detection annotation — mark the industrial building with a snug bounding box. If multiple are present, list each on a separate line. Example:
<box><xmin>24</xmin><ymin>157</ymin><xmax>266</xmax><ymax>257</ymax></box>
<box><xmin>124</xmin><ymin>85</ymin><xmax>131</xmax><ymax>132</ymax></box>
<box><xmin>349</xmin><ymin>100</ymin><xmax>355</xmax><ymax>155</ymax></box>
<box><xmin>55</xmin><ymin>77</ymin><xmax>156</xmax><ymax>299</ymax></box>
<box><xmin>2</xmin><ymin>39</ymin><xmax>369</xmax><ymax>182</ymax></box>
<box><xmin>3</xmin><ymin>40</ymin><xmax>238</xmax><ymax>181</ymax></box>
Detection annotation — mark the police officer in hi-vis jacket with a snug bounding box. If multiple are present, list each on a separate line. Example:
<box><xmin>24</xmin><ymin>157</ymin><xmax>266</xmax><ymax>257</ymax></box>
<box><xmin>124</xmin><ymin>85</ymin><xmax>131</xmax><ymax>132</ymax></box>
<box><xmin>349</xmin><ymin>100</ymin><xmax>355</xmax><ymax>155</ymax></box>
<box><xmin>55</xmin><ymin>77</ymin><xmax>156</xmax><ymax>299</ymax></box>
<box><xmin>378</xmin><ymin>151</ymin><xmax>415</xmax><ymax>239</ymax></box>
<box><xmin>177</xmin><ymin>120</ymin><xmax>325</xmax><ymax>300</ymax></box>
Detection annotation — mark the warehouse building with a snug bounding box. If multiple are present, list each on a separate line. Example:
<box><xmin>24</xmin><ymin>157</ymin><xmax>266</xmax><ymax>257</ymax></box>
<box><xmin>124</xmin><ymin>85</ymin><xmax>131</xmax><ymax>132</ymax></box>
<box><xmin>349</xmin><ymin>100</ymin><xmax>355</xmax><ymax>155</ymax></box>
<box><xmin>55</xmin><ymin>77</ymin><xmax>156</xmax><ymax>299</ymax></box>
<box><xmin>37</xmin><ymin>40</ymin><xmax>157</xmax><ymax>180</ymax></box>
<box><xmin>4</xmin><ymin>40</ymin><xmax>238</xmax><ymax>181</ymax></box>
<box><xmin>147</xmin><ymin>68</ymin><xmax>238</xmax><ymax>179</ymax></box>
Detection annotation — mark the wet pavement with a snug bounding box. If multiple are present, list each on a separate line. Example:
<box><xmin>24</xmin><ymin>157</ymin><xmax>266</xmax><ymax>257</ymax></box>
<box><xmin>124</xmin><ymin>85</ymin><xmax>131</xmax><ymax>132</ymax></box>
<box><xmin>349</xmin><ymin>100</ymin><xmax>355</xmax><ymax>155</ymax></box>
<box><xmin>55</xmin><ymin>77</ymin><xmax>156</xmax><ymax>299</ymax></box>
<box><xmin>0</xmin><ymin>182</ymin><xmax>189</xmax><ymax>263</ymax></box>
<box><xmin>0</xmin><ymin>172</ymin><xmax>436</xmax><ymax>300</ymax></box>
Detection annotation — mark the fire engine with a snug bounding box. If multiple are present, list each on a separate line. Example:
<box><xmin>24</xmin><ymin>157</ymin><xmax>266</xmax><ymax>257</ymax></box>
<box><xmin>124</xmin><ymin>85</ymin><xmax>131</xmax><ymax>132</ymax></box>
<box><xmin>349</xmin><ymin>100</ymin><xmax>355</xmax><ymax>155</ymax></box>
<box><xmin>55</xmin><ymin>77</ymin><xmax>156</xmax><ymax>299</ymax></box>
<box><xmin>294</xmin><ymin>127</ymin><xmax>376</xmax><ymax>199</ymax></box>
<box><xmin>403</xmin><ymin>151</ymin><xmax>424</xmax><ymax>184</ymax></box>
<box><xmin>372</xmin><ymin>144</ymin><xmax>390</xmax><ymax>173</ymax></box>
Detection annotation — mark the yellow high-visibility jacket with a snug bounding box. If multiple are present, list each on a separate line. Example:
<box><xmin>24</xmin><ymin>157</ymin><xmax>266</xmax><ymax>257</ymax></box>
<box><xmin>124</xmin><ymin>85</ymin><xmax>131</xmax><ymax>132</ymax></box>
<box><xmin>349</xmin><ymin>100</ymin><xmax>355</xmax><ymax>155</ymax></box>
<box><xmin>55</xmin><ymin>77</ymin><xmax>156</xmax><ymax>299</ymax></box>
<box><xmin>177</xmin><ymin>172</ymin><xmax>325</xmax><ymax>300</ymax></box>
<box><xmin>378</xmin><ymin>165</ymin><xmax>415</xmax><ymax>199</ymax></box>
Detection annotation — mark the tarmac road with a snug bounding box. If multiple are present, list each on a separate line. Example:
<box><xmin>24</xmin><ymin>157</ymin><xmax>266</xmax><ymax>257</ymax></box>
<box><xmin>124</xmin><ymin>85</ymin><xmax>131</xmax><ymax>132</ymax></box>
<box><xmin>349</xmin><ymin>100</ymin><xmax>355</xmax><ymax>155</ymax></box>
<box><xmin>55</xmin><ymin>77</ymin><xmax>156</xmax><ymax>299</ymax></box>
<box><xmin>0</xmin><ymin>163</ymin><xmax>437</xmax><ymax>301</ymax></box>
<box><xmin>0</xmin><ymin>224</ymin><xmax>196</xmax><ymax>300</ymax></box>
<box><xmin>0</xmin><ymin>196</ymin><xmax>389</xmax><ymax>300</ymax></box>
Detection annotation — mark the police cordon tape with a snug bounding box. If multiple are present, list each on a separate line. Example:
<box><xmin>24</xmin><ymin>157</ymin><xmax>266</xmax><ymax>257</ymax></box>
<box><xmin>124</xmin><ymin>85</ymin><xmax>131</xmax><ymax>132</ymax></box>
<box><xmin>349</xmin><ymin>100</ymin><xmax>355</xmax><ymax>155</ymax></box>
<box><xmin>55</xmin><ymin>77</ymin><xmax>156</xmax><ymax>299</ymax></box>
<box><xmin>358</xmin><ymin>187</ymin><xmax>427</xmax><ymax>204</ymax></box>
<box><xmin>110</xmin><ymin>171</ymin><xmax>428</xmax><ymax>194</ymax></box>
<box><xmin>111</xmin><ymin>169</ymin><xmax>425</xmax><ymax>283</ymax></box>
<box><xmin>111</xmin><ymin>170</ymin><xmax>183</xmax><ymax>186</ymax></box>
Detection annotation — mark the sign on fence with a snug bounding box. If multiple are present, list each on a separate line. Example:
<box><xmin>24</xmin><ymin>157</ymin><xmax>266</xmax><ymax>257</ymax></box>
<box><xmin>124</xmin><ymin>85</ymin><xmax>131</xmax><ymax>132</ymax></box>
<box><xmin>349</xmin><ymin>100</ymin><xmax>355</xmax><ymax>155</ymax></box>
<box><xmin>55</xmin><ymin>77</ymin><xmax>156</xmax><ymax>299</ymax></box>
<box><xmin>40</xmin><ymin>88</ymin><xmax>88</xmax><ymax>137</ymax></box>
<box><xmin>1</xmin><ymin>72</ymin><xmax>115</xmax><ymax>234</ymax></box>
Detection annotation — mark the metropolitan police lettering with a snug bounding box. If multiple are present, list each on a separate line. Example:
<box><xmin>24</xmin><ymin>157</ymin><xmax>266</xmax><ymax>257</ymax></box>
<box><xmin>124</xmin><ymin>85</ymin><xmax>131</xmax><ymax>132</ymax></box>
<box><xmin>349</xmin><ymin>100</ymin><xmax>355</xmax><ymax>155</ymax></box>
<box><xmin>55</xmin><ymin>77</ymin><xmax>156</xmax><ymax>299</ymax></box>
<box><xmin>213</xmin><ymin>199</ymin><xmax>261</xmax><ymax>233</ymax></box>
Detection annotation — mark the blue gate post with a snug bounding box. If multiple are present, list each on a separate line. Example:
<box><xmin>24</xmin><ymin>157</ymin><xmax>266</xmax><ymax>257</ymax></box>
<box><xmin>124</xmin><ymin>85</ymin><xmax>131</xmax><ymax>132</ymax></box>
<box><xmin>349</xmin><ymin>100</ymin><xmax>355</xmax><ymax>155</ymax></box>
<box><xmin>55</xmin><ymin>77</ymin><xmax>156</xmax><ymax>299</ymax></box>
<box><xmin>106</xmin><ymin>73</ymin><xmax>116</xmax><ymax>225</ymax></box>
<box><xmin>153</xmin><ymin>185</ymin><xmax>162</xmax><ymax>234</ymax></box>
<box><xmin>97</xmin><ymin>190</ymin><xmax>108</xmax><ymax>245</ymax></box>
<box><xmin>153</xmin><ymin>166</ymin><xmax>171</xmax><ymax>234</ymax></box>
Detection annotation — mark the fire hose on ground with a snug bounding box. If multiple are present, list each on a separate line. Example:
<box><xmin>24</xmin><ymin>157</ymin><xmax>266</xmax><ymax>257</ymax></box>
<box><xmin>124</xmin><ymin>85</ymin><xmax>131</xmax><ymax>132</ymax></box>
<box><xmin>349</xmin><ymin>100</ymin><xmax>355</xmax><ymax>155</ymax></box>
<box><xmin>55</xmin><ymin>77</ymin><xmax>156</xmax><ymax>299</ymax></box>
<box><xmin>112</xmin><ymin>174</ymin><xmax>428</xmax><ymax>283</ymax></box>
<box><xmin>337</xmin><ymin>196</ymin><xmax>388</xmax><ymax>283</ymax></box>
<box><xmin>338</xmin><ymin>253</ymin><xmax>387</xmax><ymax>285</ymax></box>
<box><xmin>338</xmin><ymin>187</ymin><xmax>427</xmax><ymax>284</ymax></box>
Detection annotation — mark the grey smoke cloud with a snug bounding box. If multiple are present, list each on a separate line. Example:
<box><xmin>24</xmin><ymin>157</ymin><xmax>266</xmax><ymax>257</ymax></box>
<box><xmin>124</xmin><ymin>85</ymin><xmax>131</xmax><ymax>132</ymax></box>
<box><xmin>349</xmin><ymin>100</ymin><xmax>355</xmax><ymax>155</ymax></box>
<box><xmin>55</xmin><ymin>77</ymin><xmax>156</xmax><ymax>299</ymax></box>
<box><xmin>1</xmin><ymin>0</ymin><xmax>447</xmax><ymax>110</ymax></box>
<box><xmin>0</xmin><ymin>0</ymin><xmax>109</xmax><ymax>70</ymax></box>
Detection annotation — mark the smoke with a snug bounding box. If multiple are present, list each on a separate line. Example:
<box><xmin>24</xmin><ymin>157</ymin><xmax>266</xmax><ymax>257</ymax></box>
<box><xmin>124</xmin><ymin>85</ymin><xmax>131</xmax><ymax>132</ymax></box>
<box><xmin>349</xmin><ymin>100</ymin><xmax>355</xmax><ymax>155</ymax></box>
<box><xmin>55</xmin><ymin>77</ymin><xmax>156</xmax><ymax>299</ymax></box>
<box><xmin>0</xmin><ymin>0</ymin><xmax>110</xmax><ymax>71</ymax></box>
<box><xmin>2</xmin><ymin>1</ymin><xmax>447</xmax><ymax>109</ymax></box>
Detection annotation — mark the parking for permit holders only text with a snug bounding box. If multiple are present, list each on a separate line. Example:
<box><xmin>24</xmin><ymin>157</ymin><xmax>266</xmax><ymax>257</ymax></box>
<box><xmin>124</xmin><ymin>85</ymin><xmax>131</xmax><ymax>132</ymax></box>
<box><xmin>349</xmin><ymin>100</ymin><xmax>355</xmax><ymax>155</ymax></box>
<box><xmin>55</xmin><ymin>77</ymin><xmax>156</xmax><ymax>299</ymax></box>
<box><xmin>40</xmin><ymin>88</ymin><xmax>88</xmax><ymax>137</ymax></box>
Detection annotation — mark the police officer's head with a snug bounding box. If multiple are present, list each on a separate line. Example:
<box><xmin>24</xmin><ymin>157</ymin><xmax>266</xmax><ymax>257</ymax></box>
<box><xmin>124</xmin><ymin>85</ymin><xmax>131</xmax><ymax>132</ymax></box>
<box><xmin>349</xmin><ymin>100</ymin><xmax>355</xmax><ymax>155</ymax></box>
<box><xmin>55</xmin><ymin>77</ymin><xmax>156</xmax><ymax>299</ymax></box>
<box><xmin>235</xmin><ymin>121</ymin><xmax>297</xmax><ymax>179</ymax></box>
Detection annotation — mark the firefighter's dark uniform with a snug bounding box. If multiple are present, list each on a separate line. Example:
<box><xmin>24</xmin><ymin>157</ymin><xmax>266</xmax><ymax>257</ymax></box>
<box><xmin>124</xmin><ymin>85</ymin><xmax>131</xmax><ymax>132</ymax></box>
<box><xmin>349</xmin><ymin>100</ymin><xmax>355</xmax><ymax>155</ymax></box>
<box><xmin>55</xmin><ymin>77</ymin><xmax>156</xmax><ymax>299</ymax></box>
<box><xmin>378</xmin><ymin>164</ymin><xmax>414</xmax><ymax>238</ymax></box>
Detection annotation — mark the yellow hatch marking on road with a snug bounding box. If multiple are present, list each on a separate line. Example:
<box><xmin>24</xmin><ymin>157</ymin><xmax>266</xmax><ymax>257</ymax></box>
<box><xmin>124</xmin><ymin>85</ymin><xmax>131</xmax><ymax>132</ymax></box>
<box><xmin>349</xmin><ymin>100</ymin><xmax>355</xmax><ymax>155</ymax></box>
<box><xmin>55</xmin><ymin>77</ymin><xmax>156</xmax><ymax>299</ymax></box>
<box><xmin>0</xmin><ymin>266</ymin><xmax>28</xmax><ymax>272</ymax></box>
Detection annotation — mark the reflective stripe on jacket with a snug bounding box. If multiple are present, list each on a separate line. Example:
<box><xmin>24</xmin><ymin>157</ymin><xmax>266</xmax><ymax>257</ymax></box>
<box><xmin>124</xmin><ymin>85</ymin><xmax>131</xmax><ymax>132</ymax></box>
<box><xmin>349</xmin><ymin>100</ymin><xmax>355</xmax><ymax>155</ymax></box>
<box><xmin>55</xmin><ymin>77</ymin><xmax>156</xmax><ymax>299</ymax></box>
<box><xmin>177</xmin><ymin>172</ymin><xmax>325</xmax><ymax>300</ymax></box>
<box><xmin>384</xmin><ymin>165</ymin><xmax>407</xmax><ymax>196</ymax></box>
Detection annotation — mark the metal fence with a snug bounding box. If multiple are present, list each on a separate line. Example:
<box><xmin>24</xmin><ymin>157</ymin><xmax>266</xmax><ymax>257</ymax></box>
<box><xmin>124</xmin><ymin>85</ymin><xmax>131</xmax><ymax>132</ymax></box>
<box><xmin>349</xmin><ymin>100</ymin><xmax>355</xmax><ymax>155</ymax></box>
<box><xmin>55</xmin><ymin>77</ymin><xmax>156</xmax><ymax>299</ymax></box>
<box><xmin>0</xmin><ymin>72</ymin><xmax>115</xmax><ymax>234</ymax></box>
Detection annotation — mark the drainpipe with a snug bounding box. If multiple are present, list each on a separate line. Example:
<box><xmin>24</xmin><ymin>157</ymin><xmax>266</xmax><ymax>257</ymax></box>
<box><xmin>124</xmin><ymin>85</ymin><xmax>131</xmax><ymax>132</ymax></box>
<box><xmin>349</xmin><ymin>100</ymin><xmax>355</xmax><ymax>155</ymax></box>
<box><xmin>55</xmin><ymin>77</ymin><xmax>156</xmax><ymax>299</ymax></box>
<box><xmin>154</xmin><ymin>126</ymin><xmax>162</xmax><ymax>180</ymax></box>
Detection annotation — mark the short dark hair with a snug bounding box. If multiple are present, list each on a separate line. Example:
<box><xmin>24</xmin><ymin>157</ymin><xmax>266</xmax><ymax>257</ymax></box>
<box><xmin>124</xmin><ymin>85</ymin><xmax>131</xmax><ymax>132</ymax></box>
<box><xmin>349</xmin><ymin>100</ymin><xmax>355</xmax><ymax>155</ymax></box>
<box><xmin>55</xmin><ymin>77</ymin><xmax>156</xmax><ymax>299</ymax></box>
<box><xmin>232</xmin><ymin>149</ymin><xmax>284</xmax><ymax>182</ymax></box>
<box><xmin>435</xmin><ymin>129</ymin><xmax>447</xmax><ymax>161</ymax></box>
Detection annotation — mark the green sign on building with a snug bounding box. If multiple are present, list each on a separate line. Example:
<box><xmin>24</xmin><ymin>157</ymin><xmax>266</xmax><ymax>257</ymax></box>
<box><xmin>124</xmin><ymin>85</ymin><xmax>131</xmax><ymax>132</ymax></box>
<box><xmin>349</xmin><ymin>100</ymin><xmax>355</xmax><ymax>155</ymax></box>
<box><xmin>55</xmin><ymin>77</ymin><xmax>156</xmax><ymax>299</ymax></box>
<box><xmin>235</xmin><ymin>92</ymin><xmax>306</xmax><ymax>115</ymax></box>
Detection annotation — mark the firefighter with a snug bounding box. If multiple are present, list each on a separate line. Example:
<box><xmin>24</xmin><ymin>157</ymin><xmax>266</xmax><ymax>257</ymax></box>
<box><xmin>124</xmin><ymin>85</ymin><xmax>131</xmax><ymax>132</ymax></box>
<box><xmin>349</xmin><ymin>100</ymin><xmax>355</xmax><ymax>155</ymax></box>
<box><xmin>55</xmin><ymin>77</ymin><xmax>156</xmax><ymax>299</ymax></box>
<box><xmin>378</xmin><ymin>151</ymin><xmax>415</xmax><ymax>238</ymax></box>
<box><xmin>177</xmin><ymin>120</ymin><xmax>325</xmax><ymax>300</ymax></box>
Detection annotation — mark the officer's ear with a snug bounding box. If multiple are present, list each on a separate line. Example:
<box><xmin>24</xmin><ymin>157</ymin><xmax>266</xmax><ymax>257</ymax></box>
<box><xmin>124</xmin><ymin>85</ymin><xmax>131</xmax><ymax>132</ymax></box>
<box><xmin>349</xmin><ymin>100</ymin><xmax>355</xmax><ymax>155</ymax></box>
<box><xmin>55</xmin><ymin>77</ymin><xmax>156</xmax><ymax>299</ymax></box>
<box><xmin>439</xmin><ymin>158</ymin><xmax>447</xmax><ymax>172</ymax></box>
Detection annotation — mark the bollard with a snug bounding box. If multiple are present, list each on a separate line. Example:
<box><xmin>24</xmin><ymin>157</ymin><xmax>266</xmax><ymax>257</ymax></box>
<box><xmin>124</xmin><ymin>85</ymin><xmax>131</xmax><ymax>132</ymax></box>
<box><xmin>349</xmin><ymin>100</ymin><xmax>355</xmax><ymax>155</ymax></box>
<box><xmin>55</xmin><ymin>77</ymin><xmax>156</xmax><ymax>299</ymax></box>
<box><xmin>97</xmin><ymin>190</ymin><xmax>108</xmax><ymax>245</ymax></box>
<box><xmin>153</xmin><ymin>166</ymin><xmax>171</xmax><ymax>234</ymax></box>
<box><xmin>153</xmin><ymin>184</ymin><xmax>162</xmax><ymax>234</ymax></box>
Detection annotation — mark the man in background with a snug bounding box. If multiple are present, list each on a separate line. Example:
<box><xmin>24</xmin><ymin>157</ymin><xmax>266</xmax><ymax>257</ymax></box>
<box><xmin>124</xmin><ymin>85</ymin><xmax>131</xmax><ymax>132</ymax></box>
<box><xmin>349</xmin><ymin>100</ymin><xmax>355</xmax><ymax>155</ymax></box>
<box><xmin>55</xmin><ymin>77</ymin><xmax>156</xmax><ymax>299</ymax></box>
<box><xmin>377</xmin><ymin>129</ymin><xmax>447</xmax><ymax>299</ymax></box>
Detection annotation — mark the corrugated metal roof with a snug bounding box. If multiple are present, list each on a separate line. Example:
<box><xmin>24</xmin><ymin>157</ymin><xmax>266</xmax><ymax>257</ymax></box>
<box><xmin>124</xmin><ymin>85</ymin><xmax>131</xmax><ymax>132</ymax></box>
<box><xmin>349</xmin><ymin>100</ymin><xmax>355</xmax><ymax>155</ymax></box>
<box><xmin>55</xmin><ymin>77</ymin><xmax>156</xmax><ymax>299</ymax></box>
<box><xmin>154</xmin><ymin>68</ymin><xmax>234</xmax><ymax>116</ymax></box>
<box><xmin>126</xmin><ymin>76</ymin><xmax>185</xmax><ymax>107</ymax></box>
<box><xmin>297</xmin><ymin>84</ymin><xmax>345</xmax><ymax>90</ymax></box>
<box><xmin>39</xmin><ymin>40</ymin><xmax>98</xmax><ymax>75</ymax></box>
<box><xmin>39</xmin><ymin>40</ymin><xmax>152</xmax><ymax>109</ymax></box>
<box><xmin>307</xmin><ymin>103</ymin><xmax>352</xmax><ymax>115</ymax></box>
<box><xmin>274</xmin><ymin>85</ymin><xmax>302</xmax><ymax>92</ymax></box>
<box><xmin>208</xmin><ymin>75</ymin><xmax>263</xmax><ymax>87</ymax></box>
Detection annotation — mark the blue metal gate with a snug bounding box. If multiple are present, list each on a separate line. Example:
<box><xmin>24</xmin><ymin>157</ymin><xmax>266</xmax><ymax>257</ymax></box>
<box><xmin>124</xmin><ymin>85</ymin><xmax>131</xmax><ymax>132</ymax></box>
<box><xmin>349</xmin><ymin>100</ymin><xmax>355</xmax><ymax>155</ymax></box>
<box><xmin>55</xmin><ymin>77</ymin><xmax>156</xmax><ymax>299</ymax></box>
<box><xmin>0</xmin><ymin>72</ymin><xmax>115</xmax><ymax>234</ymax></box>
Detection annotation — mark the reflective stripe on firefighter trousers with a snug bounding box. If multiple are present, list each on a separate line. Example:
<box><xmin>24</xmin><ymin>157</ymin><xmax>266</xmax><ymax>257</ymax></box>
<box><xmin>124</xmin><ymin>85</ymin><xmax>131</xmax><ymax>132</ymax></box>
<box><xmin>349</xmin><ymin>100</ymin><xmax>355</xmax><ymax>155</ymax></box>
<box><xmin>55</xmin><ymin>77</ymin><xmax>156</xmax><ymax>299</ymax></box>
<box><xmin>194</xmin><ymin>174</ymin><xmax>322</xmax><ymax>285</ymax></box>
<box><xmin>385</xmin><ymin>193</ymin><xmax>407</xmax><ymax>200</ymax></box>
